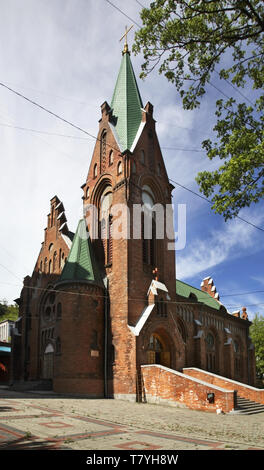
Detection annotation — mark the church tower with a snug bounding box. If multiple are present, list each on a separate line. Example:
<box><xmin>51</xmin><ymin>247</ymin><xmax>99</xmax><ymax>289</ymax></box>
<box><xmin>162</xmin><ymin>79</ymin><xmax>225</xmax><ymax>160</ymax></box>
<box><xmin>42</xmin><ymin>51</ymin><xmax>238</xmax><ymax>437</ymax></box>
<box><xmin>81</xmin><ymin>38</ymin><xmax>176</xmax><ymax>399</ymax></box>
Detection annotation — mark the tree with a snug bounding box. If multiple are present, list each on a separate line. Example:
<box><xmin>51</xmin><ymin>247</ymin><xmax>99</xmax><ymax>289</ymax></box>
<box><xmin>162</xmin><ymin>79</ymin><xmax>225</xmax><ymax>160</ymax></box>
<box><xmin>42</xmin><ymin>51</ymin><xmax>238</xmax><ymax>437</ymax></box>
<box><xmin>250</xmin><ymin>313</ymin><xmax>264</xmax><ymax>379</ymax></box>
<box><xmin>133</xmin><ymin>0</ymin><xmax>264</xmax><ymax>220</ymax></box>
<box><xmin>0</xmin><ymin>300</ymin><xmax>18</xmax><ymax>322</ymax></box>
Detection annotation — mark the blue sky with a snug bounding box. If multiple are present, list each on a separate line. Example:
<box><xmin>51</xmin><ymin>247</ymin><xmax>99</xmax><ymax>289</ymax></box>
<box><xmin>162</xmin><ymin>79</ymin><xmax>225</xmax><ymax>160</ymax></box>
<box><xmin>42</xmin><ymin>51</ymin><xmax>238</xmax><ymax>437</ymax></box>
<box><xmin>0</xmin><ymin>0</ymin><xmax>263</xmax><ymax>321</ymax></box>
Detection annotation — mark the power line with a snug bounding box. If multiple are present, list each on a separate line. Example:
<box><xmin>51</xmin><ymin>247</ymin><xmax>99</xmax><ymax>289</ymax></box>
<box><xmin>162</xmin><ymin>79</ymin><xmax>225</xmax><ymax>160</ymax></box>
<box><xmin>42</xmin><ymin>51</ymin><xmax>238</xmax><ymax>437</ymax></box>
<box><xmin>0</xmin><ymin>121</ymin><xmax>205</xmax><ymax>152</ymax></box>
<box><xmin>103</xmin><ymin>0</ymin><xmax>141</xmax><ymax>28</ymax></box>
<box><xmin>1</xmin><ymin>79</ymin><xmax>263</xmax><ymax>234</ymax></box>
<box><xmin>169</xmin><ymin>177</ymin><xmax>264</xmax><ymax>233</ymax></box>
<box><xmin>0</xmin><ymin>81</ymin><xmax>121</xmax><ymax>154</ymax></box>
<box><xmin>0</xmin><ymin>122</ymin><xmax>92</xmax><ymax>140</ymax></box>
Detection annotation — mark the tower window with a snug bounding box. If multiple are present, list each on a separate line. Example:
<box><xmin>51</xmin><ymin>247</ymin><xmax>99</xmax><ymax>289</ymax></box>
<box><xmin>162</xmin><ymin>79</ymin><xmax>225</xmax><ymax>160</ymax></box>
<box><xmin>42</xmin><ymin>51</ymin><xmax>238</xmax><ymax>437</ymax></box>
<box><xmin>142</xmin><ymin>185</ymin><xmax>156</xmax><ymax>266</ymax></box>
<box><xmin>94</xmin><ymin>163</ymin><xmax>98</xmax><ymax>178</ymax></box>
<box><xmin>117</xmin><ymin>161</ymin><xmax>122</xmax><ymax>175</ymax></box>
<box><xmin>100</xmin><ymin>130</ymin><xmax>107</xmax><ymax>173</ymax></box>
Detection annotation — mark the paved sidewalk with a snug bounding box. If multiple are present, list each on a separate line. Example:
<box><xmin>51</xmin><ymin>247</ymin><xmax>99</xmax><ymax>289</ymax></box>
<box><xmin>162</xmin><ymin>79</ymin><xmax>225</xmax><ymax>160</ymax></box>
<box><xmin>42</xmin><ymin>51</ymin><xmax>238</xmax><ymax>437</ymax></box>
<box><xmin>0</xmin><ymin>387</ymin><xmax>263</xmax><ymax>451</ymax></box>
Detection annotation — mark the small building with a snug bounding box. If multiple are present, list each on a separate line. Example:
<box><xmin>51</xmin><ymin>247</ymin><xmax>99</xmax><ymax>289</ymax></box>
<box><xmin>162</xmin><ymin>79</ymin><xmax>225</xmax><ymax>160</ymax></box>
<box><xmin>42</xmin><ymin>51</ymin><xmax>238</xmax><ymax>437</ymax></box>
<box><xmin>0</xmin><ymin>319</ymin><xmax>15</xmax><ymax>343</ymax></box>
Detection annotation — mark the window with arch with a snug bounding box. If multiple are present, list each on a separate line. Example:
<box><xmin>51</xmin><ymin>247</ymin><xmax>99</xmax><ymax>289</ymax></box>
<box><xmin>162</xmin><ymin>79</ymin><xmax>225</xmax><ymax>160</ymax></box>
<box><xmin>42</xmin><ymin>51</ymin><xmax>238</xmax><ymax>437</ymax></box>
<box><xmin>234</xmin><ymin>339</ymin><xmax>243</xmax><ymax>380</ymax></box>
<box><xmin>99</xmin><ymin>186</ymin><xmax>113</xmax><ymax>265</ymax></box>
<box><xmin>86</xmin><ymin>187</ymin><xmax>90</xmax><ymax>198</ymax></box>
<box><xmin>140</xmin><ymin>149</ymin><xmax>145</xmax><ymax>164</ymax></box>
<box><xmin>206</xmin><ymin>332</ymin><xmax>217</xmax><ymax>372</ymax></box>
<box><xmin>53</xmin><ymin>251</ymin><xmax>57</xmax><ymax>272</ymax></box>
<box><xmin>94</xmin><ymin>163</ymin><xmax>98</xmax><ymax>178</ymax></box>
<box><xmin>109</xmin><ymin>150</ymin><xmax>114</xmax><ymax>166</ymax></box>
<box><xmin>117</xmin><ymin>161</ymin><xmax>122</xmax><ymax>175</ymax></box>
<box><xmin>142</xmin><ymin>184</ymin><xmax>156</xmax><ymax>266</ymax></box>
<box><xmin>100</xmin><ymin>130</ymin><xmax>107</xmax><ymax>172</ymax></box>
<box><xmin>48</xmin><ymin>259</ymin><xmax>52</xmax><ymax>274</ymax></box>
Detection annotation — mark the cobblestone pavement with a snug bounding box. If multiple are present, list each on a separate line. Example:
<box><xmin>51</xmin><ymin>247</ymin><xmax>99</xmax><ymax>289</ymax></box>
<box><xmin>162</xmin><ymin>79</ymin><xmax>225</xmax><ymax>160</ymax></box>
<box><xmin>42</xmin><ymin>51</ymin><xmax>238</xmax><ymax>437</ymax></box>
<box><xmin>0</xmin><ymin>387</ymin><xmax>263</xmax><ymax>451</ymax></box>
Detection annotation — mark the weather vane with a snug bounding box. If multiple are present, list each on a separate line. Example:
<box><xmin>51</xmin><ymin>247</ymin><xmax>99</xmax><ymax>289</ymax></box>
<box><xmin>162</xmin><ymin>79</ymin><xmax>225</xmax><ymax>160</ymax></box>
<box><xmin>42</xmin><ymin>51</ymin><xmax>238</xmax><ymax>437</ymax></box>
<box><xmin>119</xmin><ymin>25</ymin><xmax>134</xmax><ymax>54</ymax></box>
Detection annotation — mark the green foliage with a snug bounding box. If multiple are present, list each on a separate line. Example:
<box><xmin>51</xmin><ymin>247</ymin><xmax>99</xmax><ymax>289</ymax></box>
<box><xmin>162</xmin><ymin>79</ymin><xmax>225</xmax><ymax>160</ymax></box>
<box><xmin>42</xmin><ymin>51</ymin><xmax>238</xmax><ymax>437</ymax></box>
<box><xmin>0</xmin><ymin>300</ymin><xmax>19</xmax><ymax>322</ymax></box>
<box><xmin>250</xmin><ymin>314</ymin><xmax>264</xmax><ymax>379</ymax></box>
<box><xmin>133</xmin><ymin>0</ymin><xmax>264</xmax><ymax>219</ymax></box>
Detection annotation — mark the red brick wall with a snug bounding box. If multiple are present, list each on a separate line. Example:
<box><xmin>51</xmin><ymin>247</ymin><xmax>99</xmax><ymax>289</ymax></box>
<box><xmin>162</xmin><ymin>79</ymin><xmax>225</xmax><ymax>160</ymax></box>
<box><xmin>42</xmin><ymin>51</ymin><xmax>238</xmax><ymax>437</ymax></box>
<box><xmin>183</xmin><ymin>368</ymin><xmax>264</xmax><ymax>404</ymax></box>
<box><xmin>53</xmin><ymin>284</ymin><xmax>105</xmax><ymax>396</ymax></box>
<box><xmin>141</xmin><ymin>365</ymin><xmax>235</xmax><ymax>413</ymax></box>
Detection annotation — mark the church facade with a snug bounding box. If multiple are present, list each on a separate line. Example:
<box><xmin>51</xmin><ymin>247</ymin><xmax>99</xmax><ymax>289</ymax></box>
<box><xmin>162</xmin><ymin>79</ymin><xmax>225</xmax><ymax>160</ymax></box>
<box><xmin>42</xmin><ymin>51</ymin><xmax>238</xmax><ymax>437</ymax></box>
<box><xmin>11</xmin><ymin>43</ymin><xmax>256</xmax><ymax>405</ymax></box>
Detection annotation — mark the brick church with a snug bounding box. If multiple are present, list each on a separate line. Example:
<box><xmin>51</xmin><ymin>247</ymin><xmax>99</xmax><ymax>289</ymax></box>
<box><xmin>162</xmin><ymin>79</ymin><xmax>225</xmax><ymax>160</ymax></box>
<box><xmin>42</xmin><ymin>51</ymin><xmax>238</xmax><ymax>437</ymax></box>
<box><xmin>11</xmin><ymin>39</ymin><xmax>258</xmax><ymax>410</ymax></box>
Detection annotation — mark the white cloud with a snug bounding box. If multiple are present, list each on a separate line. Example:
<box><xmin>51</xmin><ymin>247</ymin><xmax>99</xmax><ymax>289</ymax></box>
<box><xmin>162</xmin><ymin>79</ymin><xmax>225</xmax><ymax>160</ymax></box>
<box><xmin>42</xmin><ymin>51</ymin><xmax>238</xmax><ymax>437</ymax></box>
<box><xmin>176</xmin><ymin>212</ymin><xmax>264</xmax><ymax>280</ymax></box>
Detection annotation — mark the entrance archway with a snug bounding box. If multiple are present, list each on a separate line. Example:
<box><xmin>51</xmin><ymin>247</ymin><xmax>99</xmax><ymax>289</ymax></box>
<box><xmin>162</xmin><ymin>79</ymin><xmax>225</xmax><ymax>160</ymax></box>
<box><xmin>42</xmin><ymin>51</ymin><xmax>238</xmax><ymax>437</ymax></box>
<box><xmin>42</xmin><ymin>343</ymin><xmax>54</xmax><ymax>379</ymax></box>
<box><xmin>147</xmin><ymin>332</ymin><xmax>171</xmax><ymax>368</ymax></box>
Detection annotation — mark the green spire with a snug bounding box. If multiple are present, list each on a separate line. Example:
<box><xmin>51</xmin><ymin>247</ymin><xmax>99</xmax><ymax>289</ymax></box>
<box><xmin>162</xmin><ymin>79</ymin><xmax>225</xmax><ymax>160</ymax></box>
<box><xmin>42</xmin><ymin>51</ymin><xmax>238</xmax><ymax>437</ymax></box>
<box><xmin>111</xmin><ymin>51</ymin><xmax>143</xmax><ymax>152</ymax></box>
<box><xmin>59</xmin><ymin>219</ymin><xmax>102</xmax><ymax>286</ymax></box>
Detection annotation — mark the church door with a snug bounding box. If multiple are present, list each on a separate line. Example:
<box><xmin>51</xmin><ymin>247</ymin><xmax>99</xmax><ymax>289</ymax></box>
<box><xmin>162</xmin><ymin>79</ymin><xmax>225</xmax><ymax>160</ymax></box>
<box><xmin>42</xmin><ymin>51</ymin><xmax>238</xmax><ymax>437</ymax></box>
<box><xmin>147</xmin><ymin>333</ymin><xmax>171</xmax><ymax>368</ymax></box>
<box><xmin>42</xmin><ymin>344</ymin><xmax>54</xmax><ymax>379</ymax></box>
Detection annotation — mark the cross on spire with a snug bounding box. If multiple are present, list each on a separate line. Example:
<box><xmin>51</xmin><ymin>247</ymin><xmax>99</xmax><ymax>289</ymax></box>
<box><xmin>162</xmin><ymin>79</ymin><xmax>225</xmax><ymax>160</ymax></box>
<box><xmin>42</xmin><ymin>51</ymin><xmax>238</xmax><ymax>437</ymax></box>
<box><xmin>119</xmin><ymin>25</ymin><xmax>134</xmax><ymax>54</ymax></box>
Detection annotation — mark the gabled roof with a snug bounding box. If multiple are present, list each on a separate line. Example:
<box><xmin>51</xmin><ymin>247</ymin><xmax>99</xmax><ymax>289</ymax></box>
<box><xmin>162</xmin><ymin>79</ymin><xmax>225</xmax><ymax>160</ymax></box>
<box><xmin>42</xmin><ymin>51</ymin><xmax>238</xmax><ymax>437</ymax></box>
<box><xmin>176</xmin><ymin>279</ymin><xmax>222</xmax><ymax>311</ymax></box>
<box><xmin>58</xmin><ymin>219</ymin><xmax>103</xmax><ymax>287</ymax></box>
<box><xmin>110</xmin><ymin>51</ymin><xmax>143</xmax><ymax>152</ymax></box>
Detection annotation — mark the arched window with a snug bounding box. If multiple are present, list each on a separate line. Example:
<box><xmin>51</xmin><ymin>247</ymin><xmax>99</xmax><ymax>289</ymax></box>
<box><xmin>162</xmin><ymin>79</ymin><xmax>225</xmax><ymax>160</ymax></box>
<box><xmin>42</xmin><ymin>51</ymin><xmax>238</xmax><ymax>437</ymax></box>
<box><xmin>142</xmin><ymin>185</ymin><xmax>156</xmax><ymax>266</ymax></box>
<box><xmin>109</xmin><ymin>150</ymin><xmax>114</xmax><ymax>166</ymax></box>
<box><xmin>100</xmin><ymin>130</ymin><xmax>107</xmax><ymax>172</ymax></box>
<box><xmin>94</xmin><ymin>163</ymin><xmax>98</xmax><ymax>179</ymax></box>
<box><xmin>117</xmin><ymin>161</ymin><xmax>122</xmax><ymax>175</ymax></box>
<box><xmin>86</xmin><ymin>187</ymin><xmax>90</xmax><ymax>198</ymax></box>
<box><xmin>99</xmin><ymin>187</ymin><xmax>113</xmax><ymax>265</ymax></box>
<box><xmin>48</xmin><ymin>259</ymin><xmax>52</xmax><ymax>274</ymax></box>
<box><xmin>234</xmin><ymin>339</ymin><xmax>243</xmax><ymax>380</ymax></box>
<box><xmin>140</xmin><ymin>149</ymin><xmax>145</xmax><ymax>164</ymax></box>
<box><xmin>206</xmin><ymin>332</ymin><xmax>216</xmax><ymax>373</ymax></box>
<box><xmin>53</xmin><ymin>251</ymin><xmax>57</xmax><ymax>272</ymax></box>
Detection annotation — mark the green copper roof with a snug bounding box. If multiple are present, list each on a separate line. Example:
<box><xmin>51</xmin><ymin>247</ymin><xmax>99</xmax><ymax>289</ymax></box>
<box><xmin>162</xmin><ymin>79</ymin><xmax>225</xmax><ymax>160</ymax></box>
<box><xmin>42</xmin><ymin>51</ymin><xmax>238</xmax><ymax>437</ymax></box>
<box><xmin>111</xmin><ymin>51</ymin><xmax>143</xmax><ymax>152</ymax></box>
<box><xmin>176</xmin><ymin>279</ymin><xmax>222</xmax><ymax>311</ymax></box>
<box><xmin>59</xmin><ymin>219</ymin><xmax>102</xmax><ymax>286</ymax></box>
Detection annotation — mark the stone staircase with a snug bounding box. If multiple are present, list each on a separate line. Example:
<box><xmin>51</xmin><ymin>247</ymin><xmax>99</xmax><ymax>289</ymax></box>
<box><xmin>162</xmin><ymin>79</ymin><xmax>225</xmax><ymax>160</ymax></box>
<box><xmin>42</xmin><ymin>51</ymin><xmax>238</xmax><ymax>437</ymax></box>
<box><xmin>234</xmin><ymin>395</ymin><xmax>264</xmax><ymax>415</ymax></box>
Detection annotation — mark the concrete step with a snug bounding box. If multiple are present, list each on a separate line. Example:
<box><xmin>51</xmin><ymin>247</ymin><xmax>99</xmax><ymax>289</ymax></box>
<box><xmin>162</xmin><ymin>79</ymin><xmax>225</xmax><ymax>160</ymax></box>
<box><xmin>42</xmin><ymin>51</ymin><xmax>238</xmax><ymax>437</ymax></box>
<box><xmin>234</xmin><ymin>395</ymin><xmax>264</xmax><ymax>415</ymax></box>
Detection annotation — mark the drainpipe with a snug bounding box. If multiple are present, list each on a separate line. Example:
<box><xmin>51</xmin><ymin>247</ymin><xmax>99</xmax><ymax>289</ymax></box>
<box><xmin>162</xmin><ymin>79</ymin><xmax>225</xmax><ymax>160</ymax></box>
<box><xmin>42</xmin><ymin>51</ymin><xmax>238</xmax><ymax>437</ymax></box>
<box><xmin>103</xmin><ymin>276</ymin><xmax>109</xmax><ymax>398</ymax></box>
